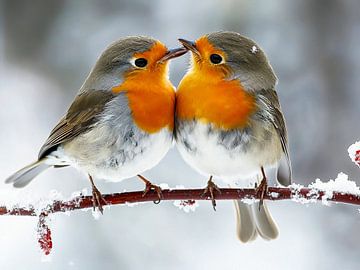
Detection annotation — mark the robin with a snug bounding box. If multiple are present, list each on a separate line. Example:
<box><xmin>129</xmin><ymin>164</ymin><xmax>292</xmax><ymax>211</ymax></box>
<box><xmin>175</xmin><ymin>31</ymin><xmax>291</xmax><ymax>242</ymax></box>
<box><xmin>5</xmin><ymin>36</ymin><xmax>187</xmax><ymax>213</ymax></box>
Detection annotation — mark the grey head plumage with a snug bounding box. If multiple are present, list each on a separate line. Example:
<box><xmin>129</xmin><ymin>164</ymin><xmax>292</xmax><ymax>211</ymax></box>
<box><xmin>80</xmin><ymin>36</ymin><xmax>157</xmax><ymax>92</ymax></box>
<box><xmin>206</xmin><ymin>31</ymin><xmax>277</xmax><ymax>91</ymax></box>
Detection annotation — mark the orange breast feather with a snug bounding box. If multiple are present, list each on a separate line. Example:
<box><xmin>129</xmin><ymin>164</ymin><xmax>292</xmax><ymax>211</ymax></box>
<box><xmin>176</xmin><ymin>71</ymin><xmax>256</xmax><ymax>130</ymax></box>
<box><xmin>112</xmin><ymin>70</ymin><xmax>175</xmax><ymax>134</ymax></box>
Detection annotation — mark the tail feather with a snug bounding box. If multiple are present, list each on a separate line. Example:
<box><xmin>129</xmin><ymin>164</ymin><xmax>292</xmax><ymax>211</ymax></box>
<box><xmin>5</xmin><ymin>159</ymin><xmax>51</xmax><ymax>188</ymax></box>
<box><xmin>251</xmin><ymin>202</ymin><xmax>279</xmax><ymax>240</ymax></box>
<box><xmin>234</xmin><ymin>200</ymin><xmax>278</xmax><ymax>243</ymax></box>
<box><xmin>234</xmin><ymin>200</ymin><xmax>257</xmax><ymax>243</ymax></box>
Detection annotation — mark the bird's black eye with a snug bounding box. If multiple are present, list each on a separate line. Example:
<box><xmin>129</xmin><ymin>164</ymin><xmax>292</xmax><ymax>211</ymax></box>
<box><xmin>134</xmin><ymin>58</ymin><xmax>147</xmax><ymax>68</ymax></box>
<box><xmin>210</xmin><ymin>54</ymin><xmax>223</xmax><ymax>64</ymax></box>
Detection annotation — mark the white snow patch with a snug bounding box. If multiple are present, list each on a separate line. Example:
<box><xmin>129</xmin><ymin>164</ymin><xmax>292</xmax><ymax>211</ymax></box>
<box><xmin>348</xmin><ymin>141</ymin><xmax>360</xmax><ymax>167</ymax></box>
<box><xmin>310</xmin><ymin>173</ymin><xmax>360</xmax><ymax>195</ymax></box>
<box><xmin>0</xmin><ymin>188</ymin><xmax>90</xmax><ymax>215</ymax></box>
<box><xmin>289</xmin><ymin>173</ymin><xmax>360</xmax><ymax>205</ymax></box>
<box><xmin>270</xmin><ymin>192</ymin><xmax>280</xmax><ymax>198</ymax></box>
<box><xmin>125</xmin><ymin>201</ymin><xmax>141</xmax><ymax>207</ymax></box>
<box><xmin>251</xmin><ymin>45</ymin><xmax>258</xmax><ymax>54</ymax></box>
<box><xmin>159</xmin><ymin>183</ymin><xmax>170</xmax><ymax>189</ymax></box>
<box><xmin>289</xmin><ymin>183</ymin><xmax>304</xmax><ymax>190</ymax></box>
<box><xmin>309</xmin><ymin>173</ymin><xmax>360</xmax><ymax>205</ymax></box>
<box><xmin>241</xmin><ymin>197</ymin><xmax>258</xmax><ymax>205</ymax></box>
<box><xmin>289</xmin><ymin>183</ymin><xmax>317</xmax><ymax>204</ymax></box>
<box><xmin>71</xmin><ymin>188</ymin><xmax>88</xmax><ymax>198</ymax></box>
<box><xmin>173</xmin><ymin>200</ymin><xmax>199</xmax><ymax>213</ymax></box>
<box><xmin>0</xmin><ymin>189</ymin><xmax>66</xmax><ymax>215</ymax></box>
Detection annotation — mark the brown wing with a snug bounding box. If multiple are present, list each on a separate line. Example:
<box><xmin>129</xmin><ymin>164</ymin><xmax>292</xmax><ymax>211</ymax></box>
<box><xmin>257</xmin><ymin>89</ymin><xmax>292</xmax><ymax>185</ymax></box>
<box><xmin>38</xmin><ymin>90</ymin><xmax>115</xmax><ymax>159</ymax></box>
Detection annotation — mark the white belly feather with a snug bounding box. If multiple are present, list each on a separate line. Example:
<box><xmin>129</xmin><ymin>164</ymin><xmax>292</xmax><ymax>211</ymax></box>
<box><xmin>59</xmin><ymin>125</ymin><xmax>172</xmax><ymax>181</ymax></box>
<box><xmin>49</xmin><ymin>93</ymin><xmax>173</xmax><ymax>182</ymax></box>
<box><xmin>176</xmin><ymin>122</ymin><xmax>282</xmax><ymax>185</ymax></box>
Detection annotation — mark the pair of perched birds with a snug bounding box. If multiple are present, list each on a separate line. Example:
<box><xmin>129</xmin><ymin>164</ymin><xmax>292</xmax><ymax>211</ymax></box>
<box><xmin>6</xmin><ymin>31</ymin><xmax>291</xmax><ymax>243</ymax></box>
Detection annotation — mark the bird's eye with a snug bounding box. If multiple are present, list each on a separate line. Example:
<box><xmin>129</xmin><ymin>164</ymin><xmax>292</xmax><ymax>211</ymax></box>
<box><xmin>134</xmin><ymin>58</ymin><xmax>148</xmax><ymax>68</ymax></box>
<box><xmin>210</xmin><ymin>54</ymin><xmax>223</xmax><ymax>64</ymax></box>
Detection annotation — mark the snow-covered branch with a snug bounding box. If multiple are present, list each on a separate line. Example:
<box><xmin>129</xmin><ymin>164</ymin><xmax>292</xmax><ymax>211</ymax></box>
<box><xmin>1</xmin><ymin>175</ymin><xmax>360</xmax><ymax>217</ymax></box>
<box><xmin>1</xmin><ymin>140</ymin><xmax>359</xmax><ymax>256</ymax></box>
<box><xmin>1</xmin><ymin>173</ymin><xmax>360</xmax><ymax>255</ymax></box>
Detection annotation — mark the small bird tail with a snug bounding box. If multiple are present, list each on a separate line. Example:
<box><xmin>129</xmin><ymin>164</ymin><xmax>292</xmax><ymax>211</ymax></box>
<box><xmin>234</xmin><ymin>200</ymin><xmax>279</xmax><ymax>243</ymax></box>
<box><xmin>5</xmin><ymin>158</ymin><xmax>51</xmax><ymax>188</ymax></box>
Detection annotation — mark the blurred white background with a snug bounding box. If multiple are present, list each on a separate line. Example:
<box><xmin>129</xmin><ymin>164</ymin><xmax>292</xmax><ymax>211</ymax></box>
<box><xmin>1</xmin><ymin>0</ymin><xmax>360</xmax><ymax>269</ymax></box>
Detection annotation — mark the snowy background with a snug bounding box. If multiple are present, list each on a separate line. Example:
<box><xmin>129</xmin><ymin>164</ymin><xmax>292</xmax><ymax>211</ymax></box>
<box><xmin>1</xmin><ymin>0</ymin><xmax>360</xmax><ymax>269</ymax></box>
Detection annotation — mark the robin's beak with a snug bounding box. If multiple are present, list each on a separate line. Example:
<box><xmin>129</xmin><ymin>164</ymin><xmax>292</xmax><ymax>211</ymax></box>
<box><xmin>158</xmin><ymin>47</ymin><xmax>188</xmax><ymax>63</ymax></box>
<box><xmin>178</xmin><ymin>39</ymin><xmax>201</xmax><ymax>58</ymax></box>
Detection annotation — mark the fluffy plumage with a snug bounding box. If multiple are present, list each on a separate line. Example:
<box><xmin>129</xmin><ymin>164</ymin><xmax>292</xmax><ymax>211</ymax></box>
<box><xmin>6</xmin><ymin>36</ymin><xmax>184</xmax><ymax>195</ymax></box>
<box><xmin>176</xmin><ymin>31</ymin><xmax>291</xmax><ymax>242</ymax></box>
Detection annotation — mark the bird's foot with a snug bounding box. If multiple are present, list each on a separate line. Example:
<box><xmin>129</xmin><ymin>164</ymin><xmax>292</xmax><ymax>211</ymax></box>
<box><xmin>137</xmin><ymin>175</ymin><xmax>163</xmax><ymax>203</ymax></box>
<box><xmin>89</xmin><ymin>175</ymin><xmax>107</xmax><ymax>214</ymax></box>
<box><xmin>255</xmin><ymin>174</ymin><xmax>268</xmax><ymax>210</ymax></box>
<box><xmin>201</xmin><ymin>176</ymin><xmax>221</xmax><ymax>211</ymax></box>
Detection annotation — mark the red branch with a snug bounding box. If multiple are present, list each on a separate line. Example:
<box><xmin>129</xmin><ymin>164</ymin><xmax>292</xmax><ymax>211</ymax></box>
<box><xmin>2</xmin><ymin>186</ymin><xmax>359</xmax><ymax>256</ymax></box>
<box><xmin>1</xmin><ymin>186</ymin><xmax>360</xmax><ymax>216</ymax></box>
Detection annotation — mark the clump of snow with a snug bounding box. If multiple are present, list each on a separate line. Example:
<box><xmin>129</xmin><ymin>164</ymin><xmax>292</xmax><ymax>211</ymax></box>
<box><xmin>270</xmin><ymin>192</ymin><xmax>280</xmax><ymax>198</ymax></box>
<box><xmin>290</xmin><ymin>173</ymin><xmax>358</xmax><ymax>206</ymax></box>
<box><xmin>309</xmin><ymin>173</ymin><xmax>360</xmax><ymax>205</ymax></box>
<box><xmin>289</xmin><ymin>183</ymin><xmax>318</xmax><ymax>204</ymax></box>
<box><xmin>289</xmin><ymin>183</ymin><xmax>304</xmax><ymax>190</ymax></box>
<box><xmin>241</xmin><ymin>197</ymin><xmax>258</xmax><ymax>205</ymax></box>
<box><xmin>306</xmin><ymin>188</ymin><xmax>321</xmax><ymax>202</ymax></box>
<box><xmin>159</xmin><ymin>183</ymin><xmax>170</xmax><ymax>189</ymax></box>
<box><xmin>310</xmin><ymin>173</ymin><xmax>360</xmax><ymax>195</ymax></box>
<box><xmin>0</xmin><ymin>189</ymin><xmax>66</xmax><ymax>215</ymax></box>
<box><xmin>71</xmin><ymin>188</ymin><xmax>88</xmax><ymax>198</ymax></box>
<box><xmin>309</xmin><ymin>180</ymin><xmax>333</xmax><ymax>205</ymax></box>
<box><xmin>251</xmin><ymin>45</ymin><xmax>258</xmax><ymax>54</ymax></box>
<box><xmin>289</xmin><ymin>183</ymin><xmax>306</xmax><ymax>204</ymax></box>
<box><xmin>35</xmin><ymin>190</ymin><xmax>65</xmax><ymax>215</ymax></box>
<box><xmin>173</xmin><ymin>200</ymin><xmax>199</xmax><ymax>213</ymax></box>
<box><xmin>125</xmin><ymin>202</ymin><xmax>141</xmax><ymax>207</ymax></box>
<box><xmin>69</xmin><ymin>188</ymin><xmax>88</xmax><ymax>212</ymax></box>
<box><xmin>348</xmin><ymin>141</ymin><xmax>360</xmax><ymax>167</ymax></box>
